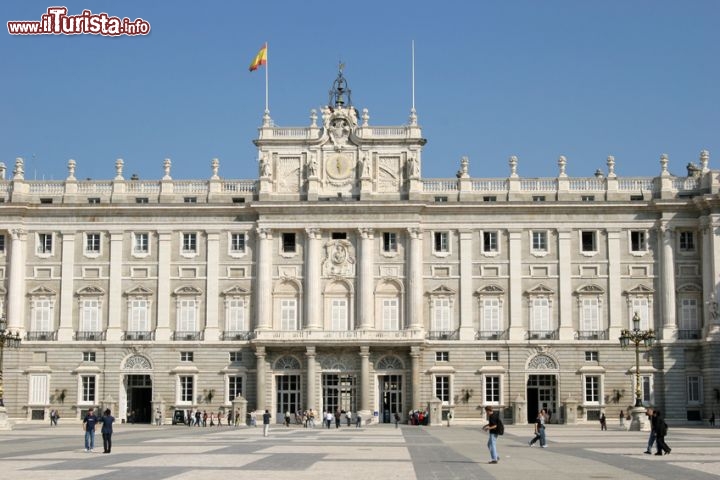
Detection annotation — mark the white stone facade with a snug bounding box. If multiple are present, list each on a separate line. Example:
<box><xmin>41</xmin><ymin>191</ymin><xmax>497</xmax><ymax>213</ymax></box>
<box><xmin>1</xmin><ymin>75</ymin><xmax>719</xmax><ymax>426</ymax></box>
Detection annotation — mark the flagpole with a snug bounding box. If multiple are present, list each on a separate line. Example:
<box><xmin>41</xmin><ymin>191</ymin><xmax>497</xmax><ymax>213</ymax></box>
<box><xmin>409</xmin><ymin>40</ymin><xmax>417</xmax><ymax>125</ymax></box>
<box><xmin>265</xmin><ymin>42</ymin><xmax>269</xmax><ymax>113</ymax></box>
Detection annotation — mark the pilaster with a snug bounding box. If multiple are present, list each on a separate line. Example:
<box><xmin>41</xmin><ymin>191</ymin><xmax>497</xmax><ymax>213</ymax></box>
<box><xmin>410</xmin><ymin>346</ymin><xmax>421</xmax><ymax>410</ymax></box>
<box><xmin>659</xmin><ymin>222</ymin><xmax>677</xmax><ymax>339</ymax></box>
<box><xmin>407</xmin><ymin>228</ymin><xmax>423</xmax><ymax>331</ymax></box>
<box><xmin>508</xmin><ymin>230</ymin><xmax>524</xmax><ymax>340</ymax></box>
<box><xmin>7</xmin><ymin>229</ymin><xmax>27</xmax><ymax>333</ymax></box>
<box><xmin>256</xmin><ymin>228</ymin><xmax>273</xmax><ymax>330</ymax></box>
<box><xmin>155</xmin><ymin>231</ymin><xmax>172</xmax><ymax>341</ymax></box>
<box><xmin>606</xmin><ymin>230</ymin><xmax>623</xmax><ymax>339</ymax></box>
<box><xmin>557</xmin><ymin>230</ymin><xmax>574</xmax><ymax>340</ymax></box>
<box><xmin>57</xmin><ymin>232</ymin><xmax>75</xmax><ymax>342</ymax></box>
<box><xmin>205</xmin><ymin>231</ymin><xmax>220</xmax><ymax>340</ymax></box>
<box><xmin>358</xmin><ymin>228</ymin><xmax>374</xmax><ymax>330</ymax></box>
<box><xmin>458</xmin><ymin>230</ymin><xmax>475</xmax><ymax>340</ymax></box>
<box><xmin>106</xmin><ymin>232</ymin><xmax>124</xmax><ymax>341</ymax></box>
<box><xmin>305</xmin><ymin>346</ymin><xmax>317</xmax><ymax>412</ymax></box>
<box><xmin>255</xmin><ymin>347</ymin><xmax>267</xmax><ymax>411</ymax></box>
<box><xmin>359</xmin><ymin>346</ymin><xmax>370</xmax><ymax>415</ymax></box>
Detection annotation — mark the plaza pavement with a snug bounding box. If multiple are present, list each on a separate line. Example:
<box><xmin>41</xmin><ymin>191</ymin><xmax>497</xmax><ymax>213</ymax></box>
<box><xmin>0</xmin><ymin>420</ymin><xmax>718</xmax><ymax>480</ymax></box>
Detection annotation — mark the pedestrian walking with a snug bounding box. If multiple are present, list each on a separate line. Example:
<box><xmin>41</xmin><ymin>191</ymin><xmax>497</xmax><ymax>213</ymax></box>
<box><xmin>99</xmin><ymin>408</ymin><xmax>115</xmax><ymax>453</ymax></box>
<box><xmin>82</xmin><ymin>407</ymin><xmax>98</xmax><ymax>452</ymax></box>
<box><xmin>599</xmin><ymin>412</ymin><xmax>607</xmax><ymax>431</ymax></box>
<box><xmin>262</xmin><ymin>410</ymin><xmax>271</xmax><ymax>437</ymax></box>
<box><xmin>528</xmin><ymin>409</ymin><xmax>547</xmax><ymax>448</ymax></box>
<box><xmin>710</xmin><ymin>412</ymin><xmax>716</xmax><ymax>427</ymax></box>
<box><xmin>50</xmin><ymin>409</ymin><xmax>59</xmax><ymax>427</ymax></box>
<box><xmin>394</xmin><ymin>412</ymin><xmax>400</xmax><ymax>428</ymax></box>
<box><xmin>482</xmin><ymin>405</ymin><xmax>503</xmax><ymax>464</ymax></box>
<box><xmin>346</xmin><ymin>410</ymin><xmax>352</xmax><ymax>427</ymax></box>
<box><xmin>644</xmin><ymin>408</ymin><xmax>657</xmax><ymax>454</ymax></box>
<box><xmin>355</xmin><ymin>412</ymin><xmax>362</xmax><ymax>428</ymax></box>
<box><xmin>653</xmin><ymin>409</ymin><xmax>671</xmax><ymax>456</ymax></box>
<box><xmin>284</xmin><ymin>410</ymin><xmax>291</xmax><ymax>427</ymax></box>
<box><xmin>334</xmin><ymin>409</ymin><xmax>341</xmax><ymax>428</ymax></box>
<box><xmin>307</xmin><ymin>409</ymin><xmax>315</xmax><ymax>428</ymax></box>
<box><xmin>619</xmin><ymin>410</ymin><xmax>625</xmax><ymax>429</ymax></box>
<box><xmin>325</xmin><ymin>411</ymin><xmax>333</xmax><ymax>429</ymax></box>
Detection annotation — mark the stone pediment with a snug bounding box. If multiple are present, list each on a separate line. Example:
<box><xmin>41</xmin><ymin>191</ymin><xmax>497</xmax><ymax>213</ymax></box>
<box><xmin>525</xmin><ymin>284</ymin><xmax>555</xmax><ymax>296</ymax></box>
<box><xmin>427</xmin><ymin>285</ymin><xmax>456</xmax><ymax>296</ymax></box>
<box><xmin>174</xmin><ymin>285</ymin><xmax>202</xmax><ymax>296</ymax></box>
<box><xmin>475</xmin><ymin>284</ymin><xmax>505</xmax><ymax>295</ymax></box>
<box><xmin>76</xmin><ymin>285</ymin><xmax>105</xmax><ymax>296</ymax></box>
<box><xmin>624</xmin><ymin>284</ymin><xmax>654</xmax><ymax>296</ymax></box>
<box><xmin>575</xmin><ymin>284</ymin><xmax>605</xmax><ymax>295</ymax></box>
<box><xmin>222</xmin><ymin>285</ymin><xmax>250</xmax><ymax>296</ymax></box>
<box><xmin>28</xmin><ymin>285</ymin><xmax>56</xmax><ymax>296</ymax></box>
<box><xmin>125</xmin><ymin>285</ymin><xmax>153</xmax><ymax>296</ymax></box>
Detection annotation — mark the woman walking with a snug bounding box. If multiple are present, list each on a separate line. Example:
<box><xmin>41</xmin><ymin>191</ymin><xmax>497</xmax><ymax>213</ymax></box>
<box><xmin>528</xmin><ymin>409</ymin><xmax>547</xmax><ymax>448</ymax></box>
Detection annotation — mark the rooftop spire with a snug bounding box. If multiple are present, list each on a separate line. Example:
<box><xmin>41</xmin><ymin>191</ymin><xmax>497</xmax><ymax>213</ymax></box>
<box><xmin>329</xmin><ymin>61</ymin><xmax>352</xmax><ymax>108</ymax></box>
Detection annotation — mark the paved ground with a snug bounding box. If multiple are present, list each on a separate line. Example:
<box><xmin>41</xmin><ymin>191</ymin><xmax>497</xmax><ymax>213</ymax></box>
<box><xmin>0</xmin><ymin>421</ymin><xmax>718</xmax><ymax>479</ymax></box>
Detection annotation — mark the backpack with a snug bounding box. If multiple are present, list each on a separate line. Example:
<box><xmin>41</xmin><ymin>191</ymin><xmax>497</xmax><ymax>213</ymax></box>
<box><xmin>494</xmin><ymin>413</ymin><xmax>504</xmax><ymax>435</ymax></box>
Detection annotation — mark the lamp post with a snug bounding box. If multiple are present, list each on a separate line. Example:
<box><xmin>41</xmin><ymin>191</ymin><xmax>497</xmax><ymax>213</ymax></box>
<box><xmin>618</xmin><ymin>312</ymin><xmax>655</xmax><ymax>431</ymax></box>
<box><xmin>0</xmin><ymin>315</ymin><xmax>22</xmax><ymax>430</ymax></box>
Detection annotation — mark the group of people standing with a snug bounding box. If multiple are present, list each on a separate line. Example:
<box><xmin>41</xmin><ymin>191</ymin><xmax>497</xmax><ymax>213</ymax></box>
<box><xmin>185</xmin><ymin>409</ymin><xmax>239</xmax><ymax>427</ymax></box>
<box><xmin>81</xmin><ymin>407</ymin><xmax>115</xmax><ymax>453</ymax></box>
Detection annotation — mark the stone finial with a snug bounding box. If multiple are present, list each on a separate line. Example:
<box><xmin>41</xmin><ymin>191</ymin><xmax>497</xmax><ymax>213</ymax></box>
<box><xmin>457</xmin><ymin>156</ymin><xmax>469</xmax><ymax>178</ymax></box>
<box><xmin>660</xmin><ymin>154</ymin><xmax>669</xmax><ymax>177</ymax></box>
<box><xmin>262</xmin><ymin>109</ymin><xmax>272</xmax><ymax>127</ymax></box>
<box><xmin>606</xmin><ymin>156</ymin><xmax>616</xmax><ymax>178</ymax></box>
<box><xmin>558</xmin><ymin>155</ymin><xmax>567</xmax><ymax>177</ymax></box>
<box><xmin>14</xmin><ymin>157</ymin><xmax>25</xmax><ymax>180</ymax></box>
<box><xmin>700</xmin><ymin>150</ymin><xmax>710</xmax><ymax>172</ymax></box>
<box><xmin>0</xmin><ymin>162</ymin><xmax>6</xmax><ymax>180</ymax></box>
<box><xmin>310</xmin><ymin>109</ymin><xmax>317</xmax><ymax>128</ymax></box>
<box><xmin>114</xmin><ymin>158</ymin><xmax>124</xmax><ymax>180</ymax></box>
<box><xmin>163</xmin><ymin>158</ymin><xmax>172</xmax><ymax>180</ymax></box>
<box><xmin>210</xmin><ymin>158</ymin><xmax>220</xmax><ymax>179</ymax></box>
<box><xmin>408</xmin><ymin>107</ymin><xmax>417</xmax><ymax>126</ymax></box>
<box><xmin>67</xmin><ymin>159</ymin><xmax>76</xmax><ymax>181</ymax></box>
<box><xmin>361</xmin><ymin>108</ymin><xmax>369</xmax><ymax>127</ymax></box>
<box><xmin>509</xmin><ymin>156</ymin><xmax>518</xmax><ymax>178</ymax></box>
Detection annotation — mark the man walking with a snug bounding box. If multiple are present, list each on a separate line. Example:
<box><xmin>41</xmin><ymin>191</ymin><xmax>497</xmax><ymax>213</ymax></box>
<box><xmin>262</xmin><ymin>410</ymin><xmax>271</xmax><ymax>437</ymax></box>
<box><xmin>644</xmin><ymin>408</ymin><xmax>656</xmax><ymax>454</ymax></box>
<box><xmin>482</xmin><ymin>406</ymin><xmax>502</xmax><ymax>464</ymax></box>
<box><xmin>82</xmin><ymin>407</ymin><xmax>98</xmax><ymax>452</ymax></box>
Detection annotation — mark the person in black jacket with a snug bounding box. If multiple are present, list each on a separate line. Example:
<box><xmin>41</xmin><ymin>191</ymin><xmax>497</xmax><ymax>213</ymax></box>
<box><xmin>653</xmin><ymin>409</ymin><xmax>671</xmax><ymax>455</ymax></box>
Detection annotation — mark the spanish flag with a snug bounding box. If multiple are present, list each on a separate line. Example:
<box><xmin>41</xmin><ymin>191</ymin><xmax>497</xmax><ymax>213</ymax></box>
<box><xmin>249</xmin><ymin>44</ymin><xmax>267</xmax><ymax>72</ymax></box>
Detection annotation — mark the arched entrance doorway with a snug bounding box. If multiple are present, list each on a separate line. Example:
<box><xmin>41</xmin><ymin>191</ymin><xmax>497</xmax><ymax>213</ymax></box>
<box><xmin>526</xmin><ymin>353</ymin><xmax>559</xmax><ymax>423</ymax></box>
<box><xmin>120</xmin><ymin>354</ymin><xmax>153</xmax><ymax>424</ymax></box>
<box><xmin>376</xmin><ymin>355</ymin><xmax>405</xmax><ymax>424</ymax></box>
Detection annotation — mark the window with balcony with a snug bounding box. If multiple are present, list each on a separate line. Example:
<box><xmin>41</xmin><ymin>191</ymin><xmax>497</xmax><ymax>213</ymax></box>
<box><xmin>31</xmin><ymin>297</ymin><xmax>54</xmax><ymax>335</ymax></box>
<box><xmin>226</xmin><ymin>298</ymin><xmax>247</xmax><ymax>332</ymax></box>
<box><xmin>127</xmin><ymin>297</ymin><xmax>150</xmax><ymax>336</ymax></box>
<box><xmin>678</xmin><ymin>297</ymin><xmax>701</xmax><ymax>339</ymax></box>
<box><xmin>331</xmin><ymin>298</ymin><xmax>349</xmax><ymax>330</ymax></box>
<box><xmin>79</xmin><ymin>298</ymin><xmax>101</xmax><ymax>335</ymax></box>
<box><xmin>280</xmin><ymin>298</ymin><xmax>297</xmax><ymax>330</ymax></box>
<box><xmin>530</xmin><ymin>297</ymin><xmax>551</xmax><ymax>338</ymax></box>
<box><xmin>177</xmin><ymin>298</ymin><xmax>198</xmax><ymax>333</ymax></box>
<box><xmin>432</xmin><ymin>298</ymin><xmax>452</xmax><ymax>332</ymax></box>
<box><xmin>481</xmin><ymin>297</ymin><xmax>502</xmax><ymax>337</ymax></box>
<box><xmin>382</xmin><ymin>298</ymin><xmax>399</xmax><ymax>330</ymax></box>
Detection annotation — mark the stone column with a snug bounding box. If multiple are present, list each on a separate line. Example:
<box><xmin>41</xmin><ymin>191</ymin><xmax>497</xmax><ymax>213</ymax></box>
<box><xmin>57</xmin><ymin>232</ymin><xmax>75</xmax><ymax>341</ymax></box>
<box><xmin>7</xmin><ymin>229</ymin><xmax>27</xmax><ymax>333</ymax></box>
<box><xmin>660</xmin><ymin>222</ymin><xmax>677</xmax><ymax>339</ymax></box>
<box><xmin>305</xmin><ymin>228</ymin><xmax>322</xmax><ymax>330</ymax></box>
<box><xmin>702</xmin><ymin>218</ymin><xmax>720</xmax><ymax>339</ymax></box>
<box><xmin>255</xmin><ymin>347</ymin><xmax>267</xmax><ymax>411</ymax></box>
<box><xmin>410</xmin><ymin>346</ymin><xmax>421</xmax><ymax>410</ymax></box>
<box><xmin>305</xmin><ymin>346</ymin><xmax>317</xmax><ymax>411</ymax></box>
<box><xmin>256</xmin><ymin>228</ymin><xmax>273</xmax><ymax>330</ymax></box>
<box><xmin>557</xmin><ymin>230</ymin><xmax>573</xmax><ymax>340</ymax></box>
<box><xmin>205</xmin><ymin>231</ymin><xmax>220</xmax><ymax>340</ymax></box>
<box><xmin>156</xmin><ymin>231</ymin><xmax>172</xmax><ymax>341</ymax></box>
<box><xmin>106</xmin><ymin>232</ymin><xmax>124</xmax><ymax>341</ymax></box>
<box><xmin>358</xmin><ymin>228</ymin><xmax>375</xmax><ymax>330</ymax></box>
<box><xmin>458</xmin><ymin>230</ymin><xmax>474</xmax><ymax>340</ymax></box>
<box><xmin>359</xmin><ymin>346</ymin><xmax>371</xmax><ymax>415</ymax></box>
<box><xmin>606</xmin><ymin>230</ymin><xmax>623</xmax><ymax>339</ymax></box>
<box><xmin>407</xmin><ymin>228</ymin><xmax>423</xmax><ymax>331</ymax></box>
<box><xmin>508</xmin><ymin>230</ymin><xmax>524</xmax><ymax>340</ymax></box>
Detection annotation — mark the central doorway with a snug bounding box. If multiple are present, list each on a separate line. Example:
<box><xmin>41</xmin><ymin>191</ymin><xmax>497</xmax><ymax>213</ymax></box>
<box><xmin>527</xmin><ymin>374</ymin><xmax>557</xmax><ymax>423</ymax></box>
<box><xmin>322</xmin><ymin>373</ymin><xmax>357</xmax><ymax>416</ymax></box>
<box><xmin>378</xmin><ymin>374</ymin><xmax>403</xmax><ymax>424</ymax></box>
<box><xmin>126</xmin><ymin>374</ymin><xmax>152</xmax><ymax>423</ymax></box>
<box><xmin>276</xmin><ymin>375</ymin><xmax>301</xmax><ymax>423</ymax></box>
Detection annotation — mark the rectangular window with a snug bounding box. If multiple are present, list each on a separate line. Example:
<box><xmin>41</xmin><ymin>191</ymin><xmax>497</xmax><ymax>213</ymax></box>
<box><xmin>585</xmin><ymin>351</ymin><xmax>599</xmax><ymax>362</ymax></box>
<box><xmin>229</xmin><ymin>376</ymin><xmax>243</xmax><ymax>402</ymax></box>
<box><xmin>485</xmin><ymin>376</ymin><xmax>500</xmax><ymax>404</ymax></box>
<box><xmin>135</xmin><ymin>197</ymin><xmax>149</xmax><ymax>204</ymax></box>
<box><xmin>482</xmin><ymin>298</ymin><xmax>501</xmax><ymax>332</ymax></box>
<box><xmin>179</xmin><ymin>376</ymin><xmax>194</xmax><ymax>403</ymax></box>
<box><xmin>183</xmin><ymin>197</ymin><xmax>197</xmax><ymax>203</ymax></box>
<box><xmin>641</xmin><ymin>375</ymin><xmax>653</xmax><ymax>405</ymax></box>
<box><xmin>581</xmin><ymin>298</ymin><xmax>600</xmax><ymax>332</ymax></box>
<box><xmin>32</xmin><ymin>298</ymin><xmax>53</xmax><ymax>331</ymax></box>
<box><xmin>483</xmin><ymin>231</ymin><xmax>498</xmax><ymax>253</ymax></box>
<box><xmin>29</xmin><ymin>374</ymin><xmax>49</xmax><ymax>405</ymax></box>
<box><xmin>178</xmin><ymin>299</ymin><xmax>197</xmax><ymax>331</ymax></box>
<box><xmin>585</xmin><ymin>376</ymin><xmax>600</xmax><ymax>403</ymax></box>
<box><xmin>182</xmin><ymin>233</ymin><xmax>197</xmax><ymax>253</ymax></box>
<box><xmin>435</xmin><ymin>351</ymin><xmax>449</xmax><ymax>362</ymax></box>
<box><xmin>0</xmin><ymin>234</ymin><xmax>5</xmax><ymax>253</ymax></box>
<box><xmin>128</xmin><ymin>298</ymin><xmax>149</xmax><ymax>332</ymax></box>
<box><xmin>581</xmin><ymin>195</ymin><xmax>595</xmax><ymax>202</ymax></box>
<box><xmin>85</xmin><ymin>233</ymin><xmax>101</xmax><ymax>254</ymax></box>
<box><xmin>630</xmin><ymin>231</ymin><xmax>647</xmax><ymax>252</ymax></box>
<box><xmin>82</xmin><ymin>352</ymin><xmax>96</xmax><ymax>362</ymax></box>
<box><xmin>632</xmin><ymin>298</ymin><xmax>650</xmax><ymax>330</ymax></box>
<box><xmin>531</xmin><ymin>298</ymin><xmax>550</xmax><ymax>332</ymax></box>
<box><xmin>679</xmin><ymin>298</ymin><xmax>699</xmax><ymax>331</ymax></box>
<box><xmin>80</xmin><ymin>299</ymin><xmax>100</xmax><ymax>331</ymax></box>
<box><xmin>581</xmin><ymin>231</ymin><xmax>597</xmax><ymax>252</ymax></box>
<box><xmin>37</xmin><ymin>233</ymin><xmax>53</xmax><ymax>255</ymax></box>
<box><xmin>229</xmin><ymin>351</ymin><xmax>242</xmax><ymax>363</ymax></box>
<box><xmin>434</xmin><ymin>196</ymin><xmax>448</xmax><ymax>202</ymax></box>
<box><xmin>180</xmin><ymin>351</ymin><xmax>194</xmax><ymax>362</ymax></box>
<box><xmin>435</xmin><ymin>375</ymin><xmax>450</xmax><ymax>404</ymax></box>
<box><xmin>226</xmin><ymin>298</ymin><xmax>246</xmax><ymax>331</ymax></box>
<box><xmin>87</xmin><ymin>197</ymin><xmax>101</xmax><ymax>204</ymax></box>
<box><xmin>133</xmin><ymin>232</ymin><xmax>149</xmax><ymax>254</ymax></box>
<box><xmin>485</xmin><ymin>351</ymin><xmax>499</xmax><ymax>362</ymax></box>
<box><xmin>382</xmin><ymin>232</ymin><xmax>397</xmax><ymax>253</ymax></box>
<box><xmin>230</xmin><ymin>233</ymin><xmax>246</xmax><ymax>254</ymax></box>
<box><xmin>483</xmin><ymin>196</ymin><xmax>497</xmax><ymax>202</ymax></box>
<box><xmin>433</xmin><ymin>232</ymin><xmax>449</xmax><ymax>253</ymax></box>
<box><xmin>81</xmin><ymin>375</ymin><xmax>96</xmax><ymax>403</ymax></box>
<box><xmin>531</xmin><ymin>231</ymin><xmax>547</xmax><ymax>252</ymax></box>
<box><xmin>432</xmin><ymin>298</ymin><xmax>452</xmax><ymax>331</ymax></box>
<box><xmin>532</xmin><ymin>195</ymin><xmax>546</xmax><ymax>202</ymax></box>
<box><xmin>282</xmin><ymin>233</ymin><xmax>296</xmax><ymax>253</ymax></box>
<box><xmin>687</xmin><ymin>375</ymin><xmax>702</xmax><ymax>404</ymax></box>
<box><xmin>679</xmin><ymin>231</ymin><xmax>695</xmax><ymax>252</ymax></box>
<box><xmin>331</xmin><ymin>298</ymin><xmax>348</xmax><ymax>330</ymax></box>
<box><xmin>280</xmin><ymin>299</ymin><xmax>297</xmax><ymax>330</ymax></box>
<box><xmin>382</xmin><ymin>298</ymin><xmax>399</xmax><ymax>330</ymax></box>
<box><xmin>331</xmin><ymin>232</ymin><xmax>347</xmax><ymax>240</ymax></box>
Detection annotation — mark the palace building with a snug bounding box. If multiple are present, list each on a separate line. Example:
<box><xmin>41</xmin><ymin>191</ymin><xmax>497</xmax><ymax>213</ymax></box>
<box><xmin>1</xmin><ymin>71</ymin><xmax>719</xmax><ymax>426</ymax></box>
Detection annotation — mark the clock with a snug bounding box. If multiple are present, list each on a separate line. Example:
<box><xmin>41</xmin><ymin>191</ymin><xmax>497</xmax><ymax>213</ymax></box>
<box><xmin>326</xmin><ymin>154</ymin><xmax>354</xmax><ymax>179</ymax></box>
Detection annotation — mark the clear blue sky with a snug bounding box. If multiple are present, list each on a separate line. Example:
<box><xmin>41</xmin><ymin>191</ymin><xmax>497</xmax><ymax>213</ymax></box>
<box><xmin>2</xmin><ymin>0</ymin><xmax>719</xmax><ymax>181</ymax></box>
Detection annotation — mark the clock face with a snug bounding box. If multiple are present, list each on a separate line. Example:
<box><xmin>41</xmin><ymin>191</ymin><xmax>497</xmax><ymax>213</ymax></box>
<box><xmin>326</xmin><ymin>154</ymin><xmax>354</xmax><ymax>179</ymax></box>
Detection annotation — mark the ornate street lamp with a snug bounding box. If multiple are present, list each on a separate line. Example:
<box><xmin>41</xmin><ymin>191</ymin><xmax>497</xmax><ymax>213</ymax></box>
<box><xmin>0</xmin><ymin>315</ymin><xmax>22</xmax><ymax>408</ymax></box>
<box><xmin>618</xmin><ymin>312</ymin><xmax>655</xmax><ymax>430</ymax></box>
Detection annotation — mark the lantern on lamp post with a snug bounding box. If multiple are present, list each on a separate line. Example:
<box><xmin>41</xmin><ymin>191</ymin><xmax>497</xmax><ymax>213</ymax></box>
<box><xmin>618</xmin><ymin>312</ymin><xmax>655</xmax><ymax>430</ymax></box>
